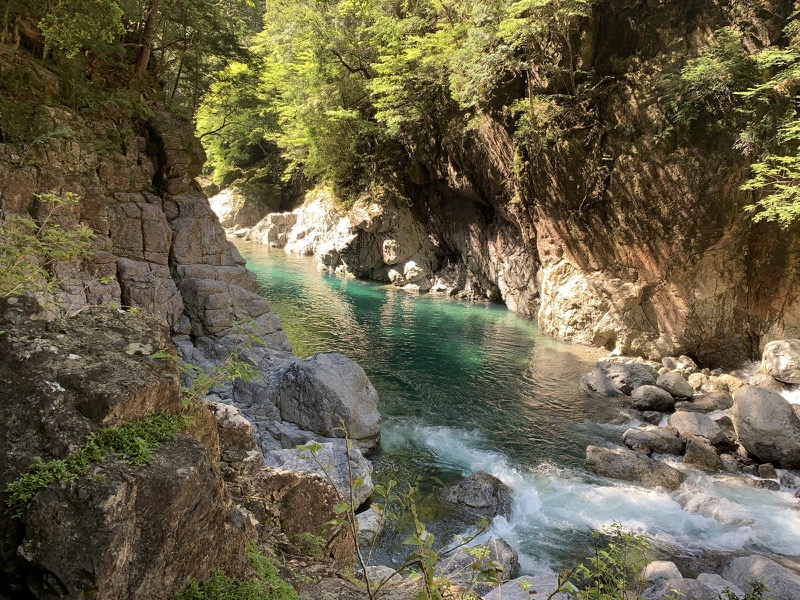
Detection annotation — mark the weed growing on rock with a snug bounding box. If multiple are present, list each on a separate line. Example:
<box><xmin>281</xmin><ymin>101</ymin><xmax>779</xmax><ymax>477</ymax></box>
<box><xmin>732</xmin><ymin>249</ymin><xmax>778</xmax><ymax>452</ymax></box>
<box><xmin>5</xmin><ymin>412</ymin><xmax>186</xmax><ymax>517</ymax></box>
<box><xmin>174</xmin><ymin>541</ymin><xmax>298</xmax><ymax>600</ymax></box>
<box><xmin>0</xmin><ymin>191</ymin><xmax>93</xmax><ymax>298</ymax></box>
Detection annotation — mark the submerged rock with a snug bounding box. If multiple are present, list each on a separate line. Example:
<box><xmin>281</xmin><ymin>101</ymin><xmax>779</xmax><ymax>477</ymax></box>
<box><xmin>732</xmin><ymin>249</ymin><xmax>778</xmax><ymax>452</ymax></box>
<box><xmin>731</xmin><ymin>386</ymin><xmax>800</xmax><ymax>467</ymax></box>
<box><xmin>584</xmin><ymin>445</ymin><xmax>686</xmax><ymax>490</ymax></box>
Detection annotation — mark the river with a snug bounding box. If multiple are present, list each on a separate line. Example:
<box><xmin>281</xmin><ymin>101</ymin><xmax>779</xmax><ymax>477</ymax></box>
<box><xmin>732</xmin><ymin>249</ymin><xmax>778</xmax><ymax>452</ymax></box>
<box><xmin>236</xmin><ymin>242</ymin><xmax>800</xmax><ymax>577</ymax></box>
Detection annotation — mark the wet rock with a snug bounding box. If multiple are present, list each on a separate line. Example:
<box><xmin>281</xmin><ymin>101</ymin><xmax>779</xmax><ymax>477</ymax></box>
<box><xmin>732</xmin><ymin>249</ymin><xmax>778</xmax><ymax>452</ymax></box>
<box><xmin>723</xmin><ymin>556</ymin><xmax>800</xmax><ymax>600</ymax></box>
<box><xmin>675</xmin><ymin>391</ymin><xmax>733</xmax><ymax>414</ymax></box>
<box><xmin>278</xmin><ymin>352</ymin><xmax>381</xmax><ymax>452</ymax></box>
<box><xmin>758</xmin><ymin>463</ymin><xmax>778</xmax><ymax>480</ymax></box>
<box><xmin>667</xmin><ymin>412</ymin><xmax>723</xmax><ymax>445</ymax></box>
<box><xmin>581</xmin><ymin>361</ymin><xmax>656</xmax><ymax>397</ymax></box>
<box><xmin>622</xmin><ymin>426</ymin><xmax>684</xmax><ymax>455</ymax></box>
<box><xmin>656</xmin><ymin>372</ymin><xmax>694</xmax><ymax>399</ymax></box>
<box><xmin>442</xmin><ymin>472</ymin><xmax>511</xmax><ymax>519</ymax></box>
<box><xmin>631</xmin><ymin>385</ymin><xmax>675</xmax><ymax>411</ymax></box>
<box><xmin>762</xmin><ymin>339</ymin><xmax>800</xmax><ymax>384</ymax></box>
<box><xmin>746</xmin><ymin>478</ymin><xmax>781</xmax><ymax>491</ymax></box>
<box><xmin>683</xmin><ymin>435</ymin><xmax>721</xmax><ymax>471</ymax></box>
<box><xmin>264</xmin><ymin>439</ymin><xmax>373</xmax><ymax>508</ymax></box>
<box><xmin>584</xmin><ymin>445</ymin><xmax>686</xmax><ymax>490</ymax></box>
<box><xmin>732</xmin><ymin>386</ymin><xmax>800</xmax><ymax>467</ymax></box>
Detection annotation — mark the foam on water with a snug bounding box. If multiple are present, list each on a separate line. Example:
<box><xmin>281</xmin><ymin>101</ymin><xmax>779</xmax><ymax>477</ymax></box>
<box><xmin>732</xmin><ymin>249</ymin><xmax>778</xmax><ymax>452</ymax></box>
<box><xmin>384</xmin><ymin>419</ymin><xmax>800</xmax><ymax>572</ymax></box>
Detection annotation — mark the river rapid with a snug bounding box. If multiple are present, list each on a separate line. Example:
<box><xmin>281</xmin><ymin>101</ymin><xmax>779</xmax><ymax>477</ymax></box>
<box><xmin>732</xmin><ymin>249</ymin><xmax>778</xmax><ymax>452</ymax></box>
<box><xmin>235</xmin><ymin>242</ymin><xmax>800</xmax><ymax>577</ymax></box>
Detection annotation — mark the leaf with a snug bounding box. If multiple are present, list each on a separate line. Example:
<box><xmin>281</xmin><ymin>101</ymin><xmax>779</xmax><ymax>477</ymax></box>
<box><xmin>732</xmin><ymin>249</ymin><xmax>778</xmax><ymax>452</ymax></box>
<box><xmin>333</xmin><ymin>503</ymin><xmax>349</xmax><ymax>515</ymax></box>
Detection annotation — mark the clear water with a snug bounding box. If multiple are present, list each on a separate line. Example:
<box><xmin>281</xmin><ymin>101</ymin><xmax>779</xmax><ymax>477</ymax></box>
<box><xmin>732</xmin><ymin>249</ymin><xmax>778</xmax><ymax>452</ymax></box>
<box><xmin>237</xmin><ymin>242</ymin><xmax>800</xmax><ymax>576</ymax></box>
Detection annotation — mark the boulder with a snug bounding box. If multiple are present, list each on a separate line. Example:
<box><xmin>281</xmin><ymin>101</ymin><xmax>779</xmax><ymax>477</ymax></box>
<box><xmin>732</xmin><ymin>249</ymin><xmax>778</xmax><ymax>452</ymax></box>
<box><xmin>641</xmin><ymin>561</ymin><xmax>682</xmax><ymax>583</ymax></box>
<box><xmin>356</xmin><ymin>506</ymin><xmax>385</xmax><ymax>546</ymax></box>
<box><xmin>723</xmin><ymin>556</ymin><xmax>800</xmax><ymax>600</ymax></box>
<box><xmin>584</xmin><ymin>445</ymin><xmax>686</xmax><ymax>490</ymax></box>
<box><xmin>622</xmin><ymin>426</ymin><xmax>684</xmax><ymax>455</ymax></box>
<box><xmin>683</xmin><ymin>436</ymin><xmax>721</xmax><ymax>471</ymax></box>
<box><xmin>278</xmin><ymin>352</ymin><xmax>381</xmax><ymax>452</ymax></box>
<box><xmin>749</xmin><ymin>372</ymin><xmax>785</xmax><ymax>393</ymax></box>
<box><xmin>483</xmin><ymin>574</ymin><xmax>572</xmax><ymax>600</ymax></box>
<box><xmin>580</xmin><ymin>362</ymin><xmax>656</xmax><ymax>397</ymax></box>
<box><xmin>762</xmin><ymin>339</ymin><xmax>800</xmax><ymax>384</ymax></box>
<box><xmin>264</xmin><ymin>439</ymin><xmax>374</xmax><ymax>508</ymax></box>
<box><xmin>643</xmin><ymin>578</ymin><xmax>718</xmax><ymax>600</ymax></box>
<box><xmin>442</xmin><ymin>472</ymin><xmax>511</xmax><ymax>519</ymax></box>
<box><xmin>667</xmin><ymin>412</ymin><xmax>723</xmax><ymax>445</ymax></box>
<box><xmin>362</xmin><ymin>565</ymin><xmax>403</xmax><ymax>588</ymax></box>
<box><xmin>687</xmin><ymin>373</ymin><xmax>708</xmax><ymax>391</ymax></box>
<box><xmin>439</xmin><ymin>538</ymin><xmax>519</xmax><ymax>593</ymax></box>
<box><xmin>675</xmin><ymin>391</ymin><xmax>733</xmax><ymax>414</ymax></box>
<box><xmin>731</xmin><ymin>386</ymin><xmax>800</xmax><ymax>467</ymax></box>
<box><xmin>656</xmin><ymin>372</ymin><xmax>694</xmax><ymax>399</ymax></box>
<box><xmin>631</xmin><ymin>385</ymin><xmax>675</xmax><ymax>411</ymax></box>
<box><xmin>696</xmin><ymin>573</ymin><xmax>744</xmax><ymax>599</ymax></box>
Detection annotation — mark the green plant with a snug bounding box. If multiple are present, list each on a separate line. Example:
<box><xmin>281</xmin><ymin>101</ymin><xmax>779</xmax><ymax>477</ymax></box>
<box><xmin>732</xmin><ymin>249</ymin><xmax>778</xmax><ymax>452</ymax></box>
<box><xmin>0</xmin><ymin>191</ymin><xmax>93</xmax><ymax>299</ymax></box>
<box><xmin>560</xmin><ymin>524</ymin><xmax>651</xmax><ymax>600</ymax></box>
<box><xmin>5</xmin><ymin>411</ymin><xmax>186</xmax><ymax>517</ymax></box>
<box><xmin>175</xmin><ymin>541</ymin><xmax>298</xmax><ymax>600</ymax></box>
<box><xmin>720</xmin><ymin>579</ymin><xmax>771</xmax><ymax>600</ymax></box>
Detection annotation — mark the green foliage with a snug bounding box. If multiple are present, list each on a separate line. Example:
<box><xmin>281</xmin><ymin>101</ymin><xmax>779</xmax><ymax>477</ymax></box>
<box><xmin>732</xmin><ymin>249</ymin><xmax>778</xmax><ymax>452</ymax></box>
<box><xmin>721</xmin><ymin>579</ymin><xmax>771</xmax><ymax>600</ymax></box>
<box><xmin>663</xmin><ymin>27</ymin><xmax>758</xmax><ymax>128</ymax></box>
<box><xmin>5</xmin><ymin>412</ymin><xmax>186</xmax><ymax>518</ymax></box>
<box><xmin>39</xmin><ymin>0</ymin><xmax>124</xmax><ymax>58</ymax></box>
<box><xmin>0</xmin><ymin>191</ymin><xmax>93</xmax><ymax>299</ymax></box>
<box><xmin>565</xmin><ymin>524</ymin><xmax>650</xmax><ymax>600</ymax></box>
<box><xmin>175</xmin><ymin>542</ymin><xmax>298</xmax><ymax>600</ymax></box>
<box><xmin>739</xmin><ymin>11</ymin><xmax>800</xmax><ymax>228</ymax></box>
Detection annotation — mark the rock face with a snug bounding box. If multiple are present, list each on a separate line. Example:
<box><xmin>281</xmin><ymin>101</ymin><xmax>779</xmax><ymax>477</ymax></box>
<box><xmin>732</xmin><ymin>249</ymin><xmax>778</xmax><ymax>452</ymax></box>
<box><xmin>246</xmin><ymin>211</ymin><xmax>298</xmax><ymax>248</ymax></box>
<box><xmin>442</xmin><ymin>472</ymin><xmax>512</xmax><ymax>519</ymax></box>
<box><xmin>584</xmin><ymin>445</ymin><xmax>686</xmax><ymax>490</ymax></box>
<box><xmin>762</xmin><ymin>339</ymin><xmax>800</xmax><ymax>384</ymax></box>
<box><xmin>208</xmin><ymin>186</ymin><xmax>271</xmax><ymax>230</ymax></box>
<box><xmin>0</xmin><ymin>306</ymin><xmax>249</xmax><ymax>598</ymax></box>
<box><xmin>439</xmin><ymin>538</ymin><xmax>520</xmax><ymax>594</ymax></box>
<box><xmin>731</xmin><ymin>386</ymin><xmax>800</xmax><ymax>467</ymax></box>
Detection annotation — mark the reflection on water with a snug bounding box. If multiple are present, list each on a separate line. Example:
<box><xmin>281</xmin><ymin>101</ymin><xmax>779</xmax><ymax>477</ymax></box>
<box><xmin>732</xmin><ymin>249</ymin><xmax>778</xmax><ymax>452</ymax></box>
<box><xmin>237</xmin><ymin>242</ymin><xmax>800</xmax><ymax>574</ymax></box>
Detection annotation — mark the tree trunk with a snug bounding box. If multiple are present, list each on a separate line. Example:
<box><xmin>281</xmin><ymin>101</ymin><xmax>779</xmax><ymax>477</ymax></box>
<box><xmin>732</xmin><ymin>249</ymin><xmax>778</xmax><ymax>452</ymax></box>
<box><xmin>134</xmin><ymin>0</ymin><xmax>160</xmax><ymax>76</ymax></box>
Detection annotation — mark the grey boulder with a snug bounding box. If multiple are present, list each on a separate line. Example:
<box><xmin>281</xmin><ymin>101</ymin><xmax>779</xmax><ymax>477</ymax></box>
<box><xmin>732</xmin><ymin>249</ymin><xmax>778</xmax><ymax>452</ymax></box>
<box><xmin>656</xmin><ymin>372</ymin><xmax>694</xmax><ymax>399</ymax></box>
<box><xmin>442</xmin><ymin>472</ymin><xmax>511</xmax><ymax>519</ymax></box>
<box><xmin>732</xmin><ymin>386</ymin><xmax>800</xmax><ymax>467</ymax></box>
<box><xmin>279</xmin><ymin>352</ymin><xmax>381</xmax><ymax>452</ymax></box>
<box><xmin>667</xmin><ymin>412</ymin><xmax>723</xmax><ymax>445</ymax></box>
<box><xmin>264</xmin><ymin>439</ymin><xmax>374</xmax><ymax>508</ymax></box>
<box><xmin>584</xmin><ymin>445</ymin><xmax>686</xmax><ymax>490</ymax></box>
<box><xmin>762</xmin><ymin>339</ymin><xmax>800</xmax><ymax>384</ymax></box>
<box><xmin>622</xmin><ymin>426</ymin><xmax>684</xmax><ymax>456</ymax></box>
<box><xmin>631</xmin><ymin>385</ymin><xmax>675</xmax><ymax>412</ymax></box>
<box><xmin>723</xmin><ymin>556</ymin><xmax>800</xmax><ymax>600</ymax></box>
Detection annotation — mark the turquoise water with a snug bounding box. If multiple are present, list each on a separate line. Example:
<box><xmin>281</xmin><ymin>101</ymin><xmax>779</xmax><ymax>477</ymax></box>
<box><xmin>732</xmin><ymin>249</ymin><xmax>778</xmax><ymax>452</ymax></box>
<box><xmin>237</xmin><ymin>243</ymin><xmax>800</xmax><ymax>575</ymax></box>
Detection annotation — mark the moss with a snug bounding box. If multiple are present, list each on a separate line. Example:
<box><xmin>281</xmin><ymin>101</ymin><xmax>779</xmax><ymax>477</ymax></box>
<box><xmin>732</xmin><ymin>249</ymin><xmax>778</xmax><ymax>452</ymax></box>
<box><xmin>5</xmin><ymin>411</ymin><xmax>187</xmax><ymax>518</ymax></box>
<box><xmin>174</xmin><ymin>542</ymin><xmax>299</xmax><ymax>600</ymax></box>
